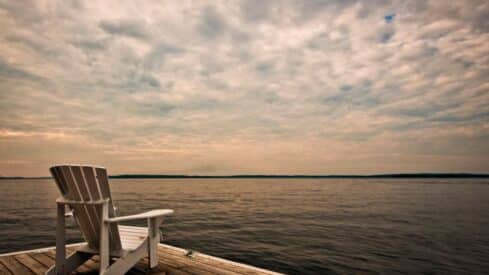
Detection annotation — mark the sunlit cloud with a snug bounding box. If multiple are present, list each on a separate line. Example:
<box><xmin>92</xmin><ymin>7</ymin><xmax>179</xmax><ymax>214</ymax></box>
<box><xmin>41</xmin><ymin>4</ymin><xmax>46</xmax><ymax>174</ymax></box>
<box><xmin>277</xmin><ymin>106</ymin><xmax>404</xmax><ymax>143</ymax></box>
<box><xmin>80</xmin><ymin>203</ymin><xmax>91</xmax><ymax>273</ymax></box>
<box><xmin>0</xmin><ymin>0</ymin><xmax>488</xmax><ymax>176</ymax></box>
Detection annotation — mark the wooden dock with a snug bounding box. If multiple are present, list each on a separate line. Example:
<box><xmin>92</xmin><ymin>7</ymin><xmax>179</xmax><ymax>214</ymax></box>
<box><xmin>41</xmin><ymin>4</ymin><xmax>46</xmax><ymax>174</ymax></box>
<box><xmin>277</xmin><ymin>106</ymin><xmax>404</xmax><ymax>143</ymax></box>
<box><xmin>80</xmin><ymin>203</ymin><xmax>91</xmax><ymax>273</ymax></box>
<box><xmin>0</xmin><ymin>243</ymin><xmax>282</xmax><ymax>275</ymax></box>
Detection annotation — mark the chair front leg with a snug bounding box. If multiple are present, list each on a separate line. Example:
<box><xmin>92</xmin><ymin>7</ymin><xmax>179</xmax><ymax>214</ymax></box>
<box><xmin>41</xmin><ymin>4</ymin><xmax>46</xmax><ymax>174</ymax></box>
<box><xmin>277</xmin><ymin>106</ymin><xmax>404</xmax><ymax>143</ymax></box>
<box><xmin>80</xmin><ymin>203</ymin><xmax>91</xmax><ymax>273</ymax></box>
<box><xmin>47</xmin><ymin>203</ymin><xmax>91</xmax><ymax>275</ymax></box>
<box><xmin>55</xmin><ymin>202</ymin><xmax>66</xmax><ymax>274</ymax></box>
<box><xmin>99</xmin><ymin>201</ymin><xmax>110</xmax><ymax>274</ymax></box>
<box><xmin>148</xmin><ymin>217</ymin><xmax>163</xmax><ymax>268</ymax></box>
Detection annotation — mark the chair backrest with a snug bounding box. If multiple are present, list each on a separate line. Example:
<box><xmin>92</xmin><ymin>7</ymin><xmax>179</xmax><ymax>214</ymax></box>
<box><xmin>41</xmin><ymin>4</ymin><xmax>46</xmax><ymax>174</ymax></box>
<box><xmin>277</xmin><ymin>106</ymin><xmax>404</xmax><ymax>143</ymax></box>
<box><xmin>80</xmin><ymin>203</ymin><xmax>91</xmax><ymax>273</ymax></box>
<box><xmin>50</xmin><ymin>165</ymin><xmax>122</xmax><ymax>251</ymax></box>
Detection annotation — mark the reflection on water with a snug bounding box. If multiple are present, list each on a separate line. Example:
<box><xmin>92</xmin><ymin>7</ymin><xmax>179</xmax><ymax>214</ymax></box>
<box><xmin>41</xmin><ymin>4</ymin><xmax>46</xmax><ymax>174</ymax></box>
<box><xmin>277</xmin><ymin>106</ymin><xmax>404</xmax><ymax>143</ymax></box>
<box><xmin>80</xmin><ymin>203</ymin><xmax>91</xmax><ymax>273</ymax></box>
<box><xmin>1</xmin><ymin>178</ymin><xmax>488</xmax><ymax>274</ymax></box>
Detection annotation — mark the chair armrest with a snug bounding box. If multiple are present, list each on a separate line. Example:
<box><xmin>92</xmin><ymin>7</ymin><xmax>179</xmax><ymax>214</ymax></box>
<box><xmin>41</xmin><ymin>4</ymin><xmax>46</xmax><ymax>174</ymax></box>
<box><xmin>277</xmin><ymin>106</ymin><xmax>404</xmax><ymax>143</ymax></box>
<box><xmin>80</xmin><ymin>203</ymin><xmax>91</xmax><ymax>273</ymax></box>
<box><xmin>56</xmin><ymin>197</ymin><xmax>110</xmax><ymax>205</ymax></box>
<box><xmin>105</xmin><ymin>209</ymin><xmax>174</xmax><ymax>223</ymax></box>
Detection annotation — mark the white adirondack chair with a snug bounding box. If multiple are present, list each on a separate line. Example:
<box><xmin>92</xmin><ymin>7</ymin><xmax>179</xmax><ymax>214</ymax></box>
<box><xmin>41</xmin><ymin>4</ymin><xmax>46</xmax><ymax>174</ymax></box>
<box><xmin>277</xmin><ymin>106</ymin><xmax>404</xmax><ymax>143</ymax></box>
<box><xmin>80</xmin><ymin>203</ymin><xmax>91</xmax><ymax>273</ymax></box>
<box><xmin>46</xmin><ymin>165</ymin><xmax>174</xmax><ymax>275</ymax></box>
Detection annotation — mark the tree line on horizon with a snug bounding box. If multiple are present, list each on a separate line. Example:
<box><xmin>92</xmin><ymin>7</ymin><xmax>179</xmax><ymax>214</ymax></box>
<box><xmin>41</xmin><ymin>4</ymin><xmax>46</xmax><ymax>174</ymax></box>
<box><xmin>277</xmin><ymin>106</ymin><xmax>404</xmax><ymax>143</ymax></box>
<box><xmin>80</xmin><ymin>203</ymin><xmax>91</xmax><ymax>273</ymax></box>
<box><xmin>1</xmin><ymin>173</ymin><xmax>488</xmax><ymax>179</ymax></box>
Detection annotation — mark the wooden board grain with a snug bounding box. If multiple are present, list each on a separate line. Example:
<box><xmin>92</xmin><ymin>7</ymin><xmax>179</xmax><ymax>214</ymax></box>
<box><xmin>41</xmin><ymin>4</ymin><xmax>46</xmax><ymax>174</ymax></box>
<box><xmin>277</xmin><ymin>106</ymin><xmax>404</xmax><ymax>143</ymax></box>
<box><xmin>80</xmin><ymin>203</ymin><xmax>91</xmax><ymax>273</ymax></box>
<box><xmin>0</xmin><ymin>260</ymin><xmax>13</xmax><ymax>275</ymax></box>
<box><xmin>0</xmin><ymin>243</ymin><xmax>282</xmax><ymax>275</ymax></box>
<box><xmin>0</xmin><ymin>256</ymin><xmax>34</xmax><ymax>275</ymax></box>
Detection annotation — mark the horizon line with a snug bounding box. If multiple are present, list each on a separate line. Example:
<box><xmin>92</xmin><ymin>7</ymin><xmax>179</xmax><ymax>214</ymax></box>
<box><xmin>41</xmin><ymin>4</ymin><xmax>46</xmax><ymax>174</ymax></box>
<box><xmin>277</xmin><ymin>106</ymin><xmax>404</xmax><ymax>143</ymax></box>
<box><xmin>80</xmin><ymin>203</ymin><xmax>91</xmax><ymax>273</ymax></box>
<box><xmin>1</xmin><ymin>172</ymin><xmax>489</xmax><ymax>179</ymax></box>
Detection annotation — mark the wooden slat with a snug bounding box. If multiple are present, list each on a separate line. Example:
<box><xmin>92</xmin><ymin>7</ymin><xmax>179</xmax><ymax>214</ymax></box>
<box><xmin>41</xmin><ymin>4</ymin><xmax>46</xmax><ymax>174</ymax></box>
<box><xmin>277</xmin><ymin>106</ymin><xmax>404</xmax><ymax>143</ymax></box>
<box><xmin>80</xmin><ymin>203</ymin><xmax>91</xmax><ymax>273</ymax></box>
<box><xmin>93</xmin><ymin>167</ymin><xmax>122</xmax><ymax>250</ymax></box>
<box><xmin>66</xmin><ymin>166</ymin><xmax>99</xmax><ymax>243</ymax></box>
<box><xmin>81</xmin><ymin>167</ymin><xmax>101</xmax><ymax>200</ymax></box>
<box><xmin>119</xmin><ymin>226</ymin><xmax>147</xmax><ymax>236</ymax></box>
<box><xmin>57</xmin><ymin>166</ymin><xmax>98</xmax><ymax>248</ymax></box>
<box><xmin>138</xmin><ymin>257</ymin><xmax>190</xmax><ymax>275</ymax></box>
<box><xmin>82</xmin><ymin>166</ymin><xmax>124</xmax><ymax>251</ymax></box>
<box><xmin>72</xmin><ymin>166</ymin><xmax>102</xmax><ymax>247</ymax></box>
<box><xmin>72</xmin><ymin>253</ymin><xmax>100</xmax><ymax>274</ymax></box>
<box><xmin>94</xmin><ymin>168</ymin><xmax>111</xmax><ymax>200</ymax></box>
<box><xmin>75</xmin><ymin>257</ymin><xmax>99</xmax><ymax>274</ymax></box>
<box><xmin>64</xmin><ymin>247</ymin><xmax>95</xmax><ymax>273</ymax></box>
<box><xmin>44</xmin><ymin>250</ymin><xmax>94</xmax><ymax>274</ymax></box>
<box><xmin>156</xmin><ymin>250</ymin><xmax>239</xmax><ymax>275</ymax></box>
<box><xmin>28</xmin><ymin>253</ymin><xmax>54</xmax><ymax>269</ymax></box>
<box><xmin>121</xmin><ymin>235</ymin><xmax>146</xmax><ymax>241</ymax></box>
<box><xmin>119</xmin><ymin>226</ymin><xmax>147</xmax><ymax>250</ymax></box>
<box><xmin>119</xmin><ymin>226</ymin><xmax>147</xmax><ymax>234</ymax></box>
<box><xmin>0</xmin><ymin>256</ymin><xmax>34</xmax><ymax>275</ymax></box>
<box><xmin>157</xmin><ymin>246</ymin><xmax>276</xmax><ymax>275</ymax></box>
<box><xmin>71</xmin><ymin>166</ymin><xmax>92</xmax><ymax>200</ymax></box>
<box><xmin>0</xmin><ymin>260</ymin><xmax>13</xmax><ymax>275</ymax></box>
<box><xmin>0</xmin><ymin>243</ymin><xmax>281</xmax><ymax>275</ymax></box>
<box><xmin>50</xmin><ymin>167</ymin><xmax>68</xmax><ymax>196</ymax></box>
<box><xmin>13</xmin><ymin>254</ymin><xmax>45</xmax><ymax>275</ymax></box>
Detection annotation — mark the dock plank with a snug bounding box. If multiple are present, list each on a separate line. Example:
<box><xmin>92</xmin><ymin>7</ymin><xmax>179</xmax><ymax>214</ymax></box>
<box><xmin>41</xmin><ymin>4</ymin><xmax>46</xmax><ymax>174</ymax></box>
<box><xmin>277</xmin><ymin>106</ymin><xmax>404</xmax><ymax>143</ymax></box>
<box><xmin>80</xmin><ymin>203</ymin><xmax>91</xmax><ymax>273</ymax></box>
<box><xmin>13</xmin><ymin>254</ymin><xmax>45</xmax><ymax>275</ymax></box>
<box><xmin>29</xmin><ymin>252</ymin><xmax>54</xmax><ymax>268</ymax></box>
<box><xmin>0</xmin><ymin>244</ymin><xmax>282</xmax><ymax>275</ymax></box>
<box><xmin>157</xmin><ymin>245</ymin><xmax>277</xmax><ymax>275</ymax></box>
<box><xmin>157</xmin><ymin>252</ymin><xmax>240</xmax><ymax>275</ymax></box>
<box><xmin>77</xmin><ymin>257</ymin><xmax>99</xmax><ymax>274</ymax></box>
<box><xmin>65</xmin><ymin>247</ymin><xmax>97</xmax><ymax>274</ymax></box>
<box><xmin>134</xmin><ymin>256</ymin><xmax>191</xmax><ymax>275</ymax></box>
<box><xmin>0</xmin><ymin>260</ymin><xmax>13</xmax><ymax>275</ymax></box>
<box><xmin>0</xmin><ymin>256</ymin><xmax>34</xmax><ymax>275</ymax></box>
<box><xmin>44</xmin><ymin>249</ymin><xmax>95</xmax><ymax>274</ymax></box>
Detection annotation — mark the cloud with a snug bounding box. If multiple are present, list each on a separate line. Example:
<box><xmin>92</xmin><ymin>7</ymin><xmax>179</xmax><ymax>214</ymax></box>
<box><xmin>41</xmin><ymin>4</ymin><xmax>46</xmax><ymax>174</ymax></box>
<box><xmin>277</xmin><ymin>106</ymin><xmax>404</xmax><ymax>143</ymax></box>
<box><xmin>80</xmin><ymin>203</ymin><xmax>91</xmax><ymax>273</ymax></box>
<box><xmin>143</xmin><ymin>42</ymin><xmax>185</xmax><ymax>70</ymax></box>
<box><xmin>0</xmin><ymin>0</ymin><xmax>488</xmax><ymax>176</ymax></box>
<box><xmin>99</xmin><ymin>19</ymin><xmax>149</xmax><ymax>40</ymax></box>
<box><xmin>198</xmin><ymin>6</ymin><xmax>228</xmax><ymax>39</ymax></box>
<box><xmin>0</xmin><ymin>61</ymin><xmax>45</xmax><ymax>83</ymax></box>
<box><xmin>71</xmin><ymin>38</ymin><xmax>109</xmax><ymax>51</ymax></box>
<box><xmin>379</xmin><ymin>29</ymin><xmax>395</xmax><ymax>43</ymax></box>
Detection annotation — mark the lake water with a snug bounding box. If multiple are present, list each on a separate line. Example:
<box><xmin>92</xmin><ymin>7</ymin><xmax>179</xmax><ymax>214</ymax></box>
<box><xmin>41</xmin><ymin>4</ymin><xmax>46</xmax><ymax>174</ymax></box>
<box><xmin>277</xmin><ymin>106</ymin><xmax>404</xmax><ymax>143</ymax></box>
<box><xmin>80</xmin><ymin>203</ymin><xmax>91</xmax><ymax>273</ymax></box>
<box><xmin>0</xmin><ymin>178</ymin><xmax>488</xmax><ymax>274</ymax></box>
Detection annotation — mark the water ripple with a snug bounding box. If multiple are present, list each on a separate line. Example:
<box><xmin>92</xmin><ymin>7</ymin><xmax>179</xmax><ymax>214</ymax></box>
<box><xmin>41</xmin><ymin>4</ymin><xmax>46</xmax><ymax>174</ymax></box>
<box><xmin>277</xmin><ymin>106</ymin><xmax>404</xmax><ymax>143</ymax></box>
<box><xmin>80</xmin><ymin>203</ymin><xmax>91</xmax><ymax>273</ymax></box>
<box><xmin>0</xmin><ymin>178</ymin><xmax>488</xmax><ymax>274</ymax></box>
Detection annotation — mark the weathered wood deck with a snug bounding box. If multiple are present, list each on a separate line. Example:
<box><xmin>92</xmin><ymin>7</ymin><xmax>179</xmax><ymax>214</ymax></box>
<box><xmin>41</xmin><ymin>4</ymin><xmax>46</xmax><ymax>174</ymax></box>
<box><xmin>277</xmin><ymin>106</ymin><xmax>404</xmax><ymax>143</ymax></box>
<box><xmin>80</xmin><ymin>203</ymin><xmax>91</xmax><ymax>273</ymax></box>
<box><xmin>0</xmin><ymin>243</ymin><xmax>282</xmax><ymax>275</ymax></box>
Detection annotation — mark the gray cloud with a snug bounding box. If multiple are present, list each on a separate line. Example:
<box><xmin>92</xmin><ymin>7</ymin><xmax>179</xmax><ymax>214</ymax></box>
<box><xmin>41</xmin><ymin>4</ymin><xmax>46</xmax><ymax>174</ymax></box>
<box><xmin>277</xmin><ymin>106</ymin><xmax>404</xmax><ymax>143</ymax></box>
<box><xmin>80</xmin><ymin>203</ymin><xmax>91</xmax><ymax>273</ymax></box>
<box><xmin>6</xmin><ymin>34</ymin><xmax>60</xmax><ymax>57</ymax></box>
<box><xmin>0</xmin><ymin>61</ymin><xmax>45</xmax><ymax>83</ymax></box>
<box><xmin>240</xmin><ymin>0</ymin><xmax>273</xmax><ymax>22</ymax></box>
<box><xmin>71</xmin><ymin>38</ymin><xmax>109</xmax><ymax>51</ymax></box>
<box><xmin>143</xmin><ymin>42</ymin><xmax>185</xmax><ymax>70</ymax></box>
<box><xmin>198</xmin><ymin>6</ymin><xmax>228</xmax><ymax>39</ymax></box>
<box><xmin>379</xmin><ymin>29</ymin><xmax>395</xmax><ymax>43</ymax></box>
<box><xmin>0</xmin><ymin>0</ymin><xmax>488</xmax><ymax>176</ymax></box>
<box><xmin>99</xmin><ymin>19</ymin><xmax>149</xmax><ymax>40</ymax></box>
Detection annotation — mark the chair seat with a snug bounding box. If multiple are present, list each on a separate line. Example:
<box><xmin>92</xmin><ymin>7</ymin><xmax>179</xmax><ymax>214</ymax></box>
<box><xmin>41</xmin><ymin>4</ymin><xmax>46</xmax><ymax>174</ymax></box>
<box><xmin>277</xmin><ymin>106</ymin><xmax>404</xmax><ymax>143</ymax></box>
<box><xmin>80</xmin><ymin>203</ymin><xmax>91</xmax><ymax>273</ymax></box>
<box><xmin>118</xmin><ymin>225</ymin><xmax>148</xmax><ymax>250</ymax></box>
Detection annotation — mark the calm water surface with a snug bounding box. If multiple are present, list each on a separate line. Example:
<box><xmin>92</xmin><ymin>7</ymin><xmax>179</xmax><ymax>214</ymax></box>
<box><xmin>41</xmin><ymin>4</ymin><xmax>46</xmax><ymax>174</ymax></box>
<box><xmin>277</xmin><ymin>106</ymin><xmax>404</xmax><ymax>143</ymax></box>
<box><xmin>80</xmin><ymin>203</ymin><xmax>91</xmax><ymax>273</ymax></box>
<box><xmin>0</xmin><ymin>178</ymin><xmax>488</xmax><ymax>274</ymax></box>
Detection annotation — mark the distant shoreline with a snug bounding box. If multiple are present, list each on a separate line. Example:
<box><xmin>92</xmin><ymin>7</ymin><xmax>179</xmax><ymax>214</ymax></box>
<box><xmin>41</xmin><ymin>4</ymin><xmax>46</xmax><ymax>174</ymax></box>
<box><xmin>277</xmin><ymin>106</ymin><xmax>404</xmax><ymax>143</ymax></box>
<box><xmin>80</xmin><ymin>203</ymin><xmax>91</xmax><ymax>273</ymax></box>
<box><xmin>1</xmin><ymin>173</ymin><xmax>489</xmax><ymax>180</ymax></box>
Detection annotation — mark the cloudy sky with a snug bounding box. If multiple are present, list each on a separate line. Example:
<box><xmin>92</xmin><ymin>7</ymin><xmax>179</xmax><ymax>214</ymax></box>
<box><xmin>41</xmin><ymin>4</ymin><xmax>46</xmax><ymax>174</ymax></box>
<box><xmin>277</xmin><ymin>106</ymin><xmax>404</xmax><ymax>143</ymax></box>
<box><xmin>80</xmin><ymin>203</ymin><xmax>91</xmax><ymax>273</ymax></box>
<box><xmin>0</xmin><ymin>1</ymin><xmax>488</xmax><ymax>176</ymax></box>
